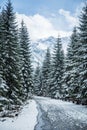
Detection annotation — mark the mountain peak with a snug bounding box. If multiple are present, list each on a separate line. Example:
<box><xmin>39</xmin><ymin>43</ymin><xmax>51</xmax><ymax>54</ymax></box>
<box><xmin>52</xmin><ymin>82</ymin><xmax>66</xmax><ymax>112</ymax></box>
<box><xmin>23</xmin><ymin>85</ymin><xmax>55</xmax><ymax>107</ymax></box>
<box><xmin>32</xmin><ymin>36</ymin><xmax>70</xmax><ymax>67</ymax></box>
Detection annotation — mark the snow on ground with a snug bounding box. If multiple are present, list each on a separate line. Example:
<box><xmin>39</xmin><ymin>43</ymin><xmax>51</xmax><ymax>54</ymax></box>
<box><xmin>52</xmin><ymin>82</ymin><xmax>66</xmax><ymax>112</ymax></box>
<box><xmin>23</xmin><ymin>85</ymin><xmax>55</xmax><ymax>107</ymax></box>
<box><xmin>0</xmin><ymin>96</ymin><xmax>87</xmax><ymax>130</ymax></box>
<box><xmin>0</xmin><ymin>100</ymin><xmax>38</xmax><ymax>130</ymax></box>
<box><xmin>34</xmin><ymin>96</ymin><xmax>87</xmax><ymax>124</ymax></box>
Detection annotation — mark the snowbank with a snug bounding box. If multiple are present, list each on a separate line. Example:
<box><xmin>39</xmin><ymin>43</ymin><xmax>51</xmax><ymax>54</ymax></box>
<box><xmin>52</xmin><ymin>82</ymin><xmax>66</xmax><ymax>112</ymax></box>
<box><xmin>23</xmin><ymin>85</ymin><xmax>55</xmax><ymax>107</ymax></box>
<box><xmin>0</xmin><ymin>100</ymin><xmax>38</xmax><ymax>130</ymax></box>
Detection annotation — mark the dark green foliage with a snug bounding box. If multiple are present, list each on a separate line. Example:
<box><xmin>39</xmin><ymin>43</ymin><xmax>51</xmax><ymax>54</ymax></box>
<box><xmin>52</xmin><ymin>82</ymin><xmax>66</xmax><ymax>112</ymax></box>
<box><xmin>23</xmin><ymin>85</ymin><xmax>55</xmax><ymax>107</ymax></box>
<box><xmin>50</xmin><ymin>36</ymin><xmax>65</xmax><ymax>98</ymax></box>
<box><xmin>64</xmin><ymin>27</ymin><xmax>79</xmax><ymax>99</ymax></box>
<box><xmin>0</xmin><ymin>9</ymin><xmax>6</xmax><ymax>79</ymax></box>
<box><xmin>64</xmin><ymin>3</ymin><xmax>87</xmax><ymax>105</ymax></box>
<box><xmin>19</xmin><ymin>20</ymin><xmax>33</xmax><ymax>99</ymax></box>
<box><xmin>77</xmin><ymin>3</ymin><xmax>87</xmax><ymax>102</ymax></box>
<box><xmin>33</xmin><ymin>64</ymin><xmax>42</xmax><ymax>96</ymax></box>
<box><xmin>0</xmin><ymin>0</ymin><xmax>22</xmax><ymax>106</ymax></box>
<box><xmin>0</xmin><ymin>77</ymin><xmax>9</xmax><ymax>111</ymax></box>
<box><xmin>0</xmin><ymin>1</ymin><xmax>34</xmax><ymax>112</ymax></box>
<box><xmin>41</xmin><ymin>48</ymin><xmax>51</xmax><ymax>96</ymax></box>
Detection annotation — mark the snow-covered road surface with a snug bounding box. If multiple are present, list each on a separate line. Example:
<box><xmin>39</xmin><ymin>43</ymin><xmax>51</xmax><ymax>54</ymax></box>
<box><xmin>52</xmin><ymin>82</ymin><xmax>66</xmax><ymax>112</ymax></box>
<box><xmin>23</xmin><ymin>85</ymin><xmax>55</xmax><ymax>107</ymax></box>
<box><xmin>0</xmin><ymin>96</ymin><xmax>87</xmax><ymax>130</ymax></box>
<box><xmin>34</xmin><ymin>96</ymin><xmax>87</xmax><ymax>130</ymax></box>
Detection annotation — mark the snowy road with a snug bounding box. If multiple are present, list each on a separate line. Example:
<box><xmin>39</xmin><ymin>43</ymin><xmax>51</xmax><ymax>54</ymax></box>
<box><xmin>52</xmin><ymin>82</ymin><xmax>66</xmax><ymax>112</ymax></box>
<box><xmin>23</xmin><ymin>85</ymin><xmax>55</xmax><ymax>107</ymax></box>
<box><xmin>34</xmin><ymin>96</ymin><xmax>87</xmax><ymax>130</ymax></box>
<box><xmin>0</xmin><ymin>97</ymin><xmax>87</xmax><ymax>130</ymax></box>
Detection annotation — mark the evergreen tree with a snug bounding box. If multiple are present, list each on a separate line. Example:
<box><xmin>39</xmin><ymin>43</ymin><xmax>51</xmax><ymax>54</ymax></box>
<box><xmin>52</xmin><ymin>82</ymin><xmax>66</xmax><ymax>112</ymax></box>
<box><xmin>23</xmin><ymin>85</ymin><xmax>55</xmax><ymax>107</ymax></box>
<box><xmin>50</xmin><ymin>36</ymin><xmax>64</xmax><ymax>98</ymax></box>
<box><xmin>64</xmin><ymin>27</ymin><xmax>79</xmax><ymax>100</ymax></box>
<box><xmin>0</xmin><ymin>9</ymin><xmax>6</xmax><ymax>79</ymax></box>
<box><xmin>0</xmin><ymin>77</ymin><xmax>9</xmax><ymax>111</ymax></box>
<box><xmin>0</xmin><ymin>12</ymin><xmax>9</xmax><ymax>109</ymax></box>
<box><xmin>19</xmin><ymin>20</ymin><xmax>33</xmax><ymax>99</ymax></box>
<box><xmin>41</xmin><ymin>48</ymin><xmax>51</xmax><ymax>96</ymax></box>
<box><xmin>33</xmin><ymin>63</ymin><xmax>42</xmax><ymax>96</ymax></box>
<box><xmin>77</xmin><ymin>3</ymin><xmax>87</xmax><ymax>104</ymax></box>
<box><xmin>1</xmin><ymin>0</ymin><xmax>22</xmax><ymax>106</ymax></box>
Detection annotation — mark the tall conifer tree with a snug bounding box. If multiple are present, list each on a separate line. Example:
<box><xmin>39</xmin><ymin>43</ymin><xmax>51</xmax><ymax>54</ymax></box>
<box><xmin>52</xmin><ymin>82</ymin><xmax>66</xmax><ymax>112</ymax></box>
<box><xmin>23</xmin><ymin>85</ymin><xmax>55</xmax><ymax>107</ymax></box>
<box><xmin>64</xmin><ymin>27</ymin><xmax>79</xmax><ymax>100</ymax></box>
<box><xmin>50</xmin><ymin>36</ymin><xmax>64</xmax><ymax>98</ymax></box>
<box><xmin>42</xmin><ymin>48</ymin><xmax>51</xmax><ymax>96</ymax></box>
<box><xmin>77</xmin><ymin>3</ymin><xmax>87</xmax><ymax>103</ymax></box>
<box><xmin>19</xmin><ymin>20</ymin><xmax>33</xmax><ymax>99</ymax></box>
<box><xmin>33</xmin><ymin>63</ymin><xmax>42</xmax><ymax>96</ymax></box>
<box><xmin>1</xmin><ymin>0</ymin><xmax>22</xmax><ymax>105</ymax></box>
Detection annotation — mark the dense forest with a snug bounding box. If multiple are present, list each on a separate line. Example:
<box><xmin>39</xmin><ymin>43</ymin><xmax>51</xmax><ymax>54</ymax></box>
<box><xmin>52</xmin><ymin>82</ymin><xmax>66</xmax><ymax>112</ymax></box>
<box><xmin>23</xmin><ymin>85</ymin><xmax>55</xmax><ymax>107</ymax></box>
<box><xmin>0</xmin><ymin>0</ymin><xmax>87</xmax><ymax>115</ymax></box>
<box><xmin>33</xmin><ymin>3</ymin><xmax>87</xmax><ymax>105</ymax></box>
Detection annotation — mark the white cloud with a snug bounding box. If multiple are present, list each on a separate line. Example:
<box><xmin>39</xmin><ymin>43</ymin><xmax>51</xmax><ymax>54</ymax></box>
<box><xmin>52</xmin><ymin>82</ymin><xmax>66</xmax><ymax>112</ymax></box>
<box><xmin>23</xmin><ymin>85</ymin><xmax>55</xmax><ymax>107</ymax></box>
<box><xmin>16</xmin><ymin>13</ymin><xmax>56</xmax><ymax>40</ymax></box>
<box><xmin>59</xmin><ymin>9</ymin><xmax>78</xmax><ymax>28</ymax></box>
<box><xmin>16</xmin><ymin>13</ymin><xmax>71</xmax><ymax>41</ymax></box>
<box><xmin>16</xmin><ymin>3</ymin><xmax>83</xmax><ymax>41</ymax></box>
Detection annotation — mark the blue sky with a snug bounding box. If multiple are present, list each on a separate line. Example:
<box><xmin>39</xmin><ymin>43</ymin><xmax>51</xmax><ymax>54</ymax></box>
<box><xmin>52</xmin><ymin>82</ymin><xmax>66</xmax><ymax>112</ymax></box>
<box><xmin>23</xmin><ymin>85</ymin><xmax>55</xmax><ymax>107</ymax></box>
<box><xmin>0</xmin><ymin>0</ymin><xmax>85</xmax><ymax>15</ymax></box>
<box><xmin>0</xmin><ymin>0</ymin><xmax>86</xmax><ymax>40</ymax></box>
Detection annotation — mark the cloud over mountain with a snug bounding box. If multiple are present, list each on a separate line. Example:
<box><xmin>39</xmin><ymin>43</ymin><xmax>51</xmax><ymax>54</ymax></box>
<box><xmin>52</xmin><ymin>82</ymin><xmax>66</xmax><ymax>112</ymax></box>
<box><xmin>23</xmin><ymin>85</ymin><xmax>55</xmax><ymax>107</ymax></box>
<box><xmin>16</xmin><ymin>13</ymin><xmax>72</xmax><ymax>41</ymax></box>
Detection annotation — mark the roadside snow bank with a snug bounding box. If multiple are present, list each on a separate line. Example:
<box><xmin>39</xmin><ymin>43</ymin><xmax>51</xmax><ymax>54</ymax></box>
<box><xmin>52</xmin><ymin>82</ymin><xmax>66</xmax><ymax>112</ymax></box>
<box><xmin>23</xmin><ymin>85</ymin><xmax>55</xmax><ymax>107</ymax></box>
<box><xmin>0</xmin><ymin>100</ymin><xmax>38</xmax><ymax>130</ymax></box>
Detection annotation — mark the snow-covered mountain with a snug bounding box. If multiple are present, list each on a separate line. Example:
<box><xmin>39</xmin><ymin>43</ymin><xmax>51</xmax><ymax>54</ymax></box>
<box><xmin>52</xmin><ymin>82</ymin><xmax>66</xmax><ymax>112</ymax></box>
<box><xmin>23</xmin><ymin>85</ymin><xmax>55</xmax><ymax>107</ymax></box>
<box><xmin>31</xmin><ymin>36</ymin><xmax>70</xmax><ymax>68</ymax></box>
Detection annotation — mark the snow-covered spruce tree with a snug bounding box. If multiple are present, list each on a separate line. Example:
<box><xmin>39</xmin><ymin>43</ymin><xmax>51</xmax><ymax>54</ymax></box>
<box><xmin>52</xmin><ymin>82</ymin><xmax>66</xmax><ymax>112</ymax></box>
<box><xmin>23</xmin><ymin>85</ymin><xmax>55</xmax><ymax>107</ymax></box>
<box><xmin>0</xmin><ymin>77</ymin><xmax>9</xmax><ymax>112</ymax></box>
<box><xmin>41</xmin><ymin>48</ymin><xmax>51</xmax><ymax>97</ymax></box>
<box><xmin>50</xmin><ymin>36</ymin><xmax>65</xmax><ymax>99</ymax></box>
<box><xmin>19</xmin><ymin>20</ymin><xmax>33</xmax><ymax>99</ymax></box>
<box><xmin>77</xmin><ymin>3</ymin><xmax>87</xmax><ymax>104</ymax></box>
<box><xmin>0</xmin><ymin>9</ymin><xmax>6</xmax><ymax>80</ymax></box>
<box><xmin>0</xmin><ymin>12</ymin><xmax>3</xmax><ymax>77</ymax></box>
<box><xmin>64</xmin><ymin>27</ymin><xmax>80</xmax><ymax>101</ymax></box>
<box><xmin>1</xmin><ymin>0</ymin><xmax>23</xmax><ymax>107</ymax></box>
<box><xmin>0</xmin><ymin>9</ymin><xmax>10</xmax><ymax>111</ymax></box>
<box><xmin>33</xmin><ymin>63</ymin><xmax>42</xmax><ymax>96</ymax></box>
